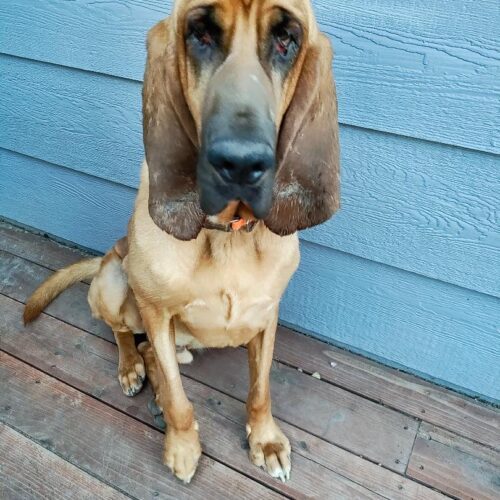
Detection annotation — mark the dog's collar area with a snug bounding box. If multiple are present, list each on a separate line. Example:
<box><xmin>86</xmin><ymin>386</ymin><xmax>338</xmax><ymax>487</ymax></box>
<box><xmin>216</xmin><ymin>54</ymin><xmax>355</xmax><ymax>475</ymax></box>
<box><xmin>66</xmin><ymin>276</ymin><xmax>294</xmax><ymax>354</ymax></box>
<box><xmin>203</xmin><ymin>217</ymin><xmax>258</xmax><ymax>233</ymax></box>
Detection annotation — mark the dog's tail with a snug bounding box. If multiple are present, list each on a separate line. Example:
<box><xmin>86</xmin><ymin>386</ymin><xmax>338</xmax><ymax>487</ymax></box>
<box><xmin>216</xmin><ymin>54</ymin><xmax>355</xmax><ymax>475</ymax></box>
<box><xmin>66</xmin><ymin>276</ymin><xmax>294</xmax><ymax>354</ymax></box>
<box><xmin>23</xmin><ymin>257</ymin><xmax>102</xmax><ymax>324</ymax></box>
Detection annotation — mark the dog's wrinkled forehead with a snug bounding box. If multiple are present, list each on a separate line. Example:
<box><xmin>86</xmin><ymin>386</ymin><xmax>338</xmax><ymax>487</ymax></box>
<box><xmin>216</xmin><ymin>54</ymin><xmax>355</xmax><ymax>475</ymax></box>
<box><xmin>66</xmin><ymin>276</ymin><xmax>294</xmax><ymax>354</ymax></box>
<box><xmin>173</xmin><ymin>0</ymin><xmax>316</xmax><ymax>22</ymax></box>
<box><xmin>171</xmin><ymin>0</ymin><xmax>319</xmax><ymax>136</ymax></box>
<box><xmin>173</xmin><ymin>0</ymin><xmax>318</xmax><ymax>65</ymax></box>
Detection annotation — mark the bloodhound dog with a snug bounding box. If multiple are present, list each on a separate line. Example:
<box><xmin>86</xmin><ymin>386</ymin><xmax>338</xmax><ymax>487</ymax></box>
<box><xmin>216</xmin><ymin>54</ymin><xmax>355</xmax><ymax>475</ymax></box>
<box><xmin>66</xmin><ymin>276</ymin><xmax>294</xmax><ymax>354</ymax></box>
<box><xmin>24</xmin><ymin>0</ymin><xmax>340</xmax><ymax>484</ymax></box>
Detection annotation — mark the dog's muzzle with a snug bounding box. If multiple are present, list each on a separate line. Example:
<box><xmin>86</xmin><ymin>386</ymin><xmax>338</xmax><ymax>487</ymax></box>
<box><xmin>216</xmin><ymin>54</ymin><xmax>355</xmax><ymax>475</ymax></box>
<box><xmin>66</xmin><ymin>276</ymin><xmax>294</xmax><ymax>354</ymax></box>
<box><xmin>196</xmin><ymin>57</ymin><xmax>277</xmax><ymax>220</ymax></box>
<box><xmin>198</xmin><ymin>129</ymin><xmax>276</xmax><ymax>219</ymax></box>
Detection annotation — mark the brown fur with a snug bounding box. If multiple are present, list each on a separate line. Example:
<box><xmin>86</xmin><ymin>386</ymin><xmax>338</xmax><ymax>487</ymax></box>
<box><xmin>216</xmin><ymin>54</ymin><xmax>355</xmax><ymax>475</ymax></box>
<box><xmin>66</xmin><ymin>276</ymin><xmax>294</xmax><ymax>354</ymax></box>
<box><xmin>23</xmin><ymin>0</ymin><xmax>338</xmax><ymax>485</ymax></box>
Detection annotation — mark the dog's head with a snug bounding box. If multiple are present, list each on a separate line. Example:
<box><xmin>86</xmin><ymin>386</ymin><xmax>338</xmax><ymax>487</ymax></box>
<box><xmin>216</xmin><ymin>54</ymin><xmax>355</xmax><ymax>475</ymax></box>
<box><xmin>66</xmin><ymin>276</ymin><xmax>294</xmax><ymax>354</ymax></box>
<box><xmin>143</xmin><ymin>0</ymin><xmax>340</xmax><ymax>240</ymax></box>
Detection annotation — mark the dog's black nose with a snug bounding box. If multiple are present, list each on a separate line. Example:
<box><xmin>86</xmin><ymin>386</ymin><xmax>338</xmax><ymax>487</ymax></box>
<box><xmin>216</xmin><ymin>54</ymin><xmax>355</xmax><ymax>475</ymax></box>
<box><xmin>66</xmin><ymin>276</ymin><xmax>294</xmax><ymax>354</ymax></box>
<box><xmin>207</xmin><ymin>140</ymin><xmax>274</xmax><ymax>185</ymax></box>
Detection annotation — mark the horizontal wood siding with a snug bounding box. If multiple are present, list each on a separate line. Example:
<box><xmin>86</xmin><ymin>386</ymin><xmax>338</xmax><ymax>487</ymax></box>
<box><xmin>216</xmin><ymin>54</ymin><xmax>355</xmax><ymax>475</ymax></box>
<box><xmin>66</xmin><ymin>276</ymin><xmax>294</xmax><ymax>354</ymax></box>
<box><xmin>2</xmin><ymin>55</ymin><xmax>499</xmax><ymax>296</ymax></box>
<box><xmin>1</xmin><ymin>0</ymin><xmax>499</xmax><ymax>400</ymax></box>
<box><xmin>0</xmin><ymin>149</ymin><xmax>135</xmax><ymax>252</ymax></box>
<box><xmin>1</xmin><ymin>0</ymin><xmax>498</xmax><ymax>152</ymax></box>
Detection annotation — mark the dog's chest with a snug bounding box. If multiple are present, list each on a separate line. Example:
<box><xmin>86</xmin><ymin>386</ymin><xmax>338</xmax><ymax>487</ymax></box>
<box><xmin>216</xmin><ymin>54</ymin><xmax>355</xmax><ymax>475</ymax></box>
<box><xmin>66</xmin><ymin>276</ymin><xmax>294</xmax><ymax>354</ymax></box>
<box><xmin>166</xmin><ymin>232</ymin><xmax>298</xmax><ymax>347</ymax></box>
<box><xmin>129</xmin><ymin>219</ymin><xmax>300</xmax><ymax>348</ymax></box>
<box><xmin>176</xmin><ymin>281</ymin><xmax>276</xmax><ymax>347</ymax></box>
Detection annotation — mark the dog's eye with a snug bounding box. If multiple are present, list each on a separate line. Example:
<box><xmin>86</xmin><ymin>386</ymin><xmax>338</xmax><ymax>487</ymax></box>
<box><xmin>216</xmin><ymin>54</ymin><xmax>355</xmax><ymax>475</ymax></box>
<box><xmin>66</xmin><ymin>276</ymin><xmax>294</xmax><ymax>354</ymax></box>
<box><xmin>192</xmin><ymin>21</ymin><xmax>213</xmax><ymax>47</ymax></box>
<box><xmin>271</xmin><ymin>15</ymin><xmax>302</xmax><ymax>65</ymax></box>
<box><xmin>274</xmin><ymin>28</ymin><xmax>294</xmax><ymax>56</ymax></box>
<box><xmin>186</xmin><ymin>8</ymin><xmax>221</xmax><ymax>54</ymax></box>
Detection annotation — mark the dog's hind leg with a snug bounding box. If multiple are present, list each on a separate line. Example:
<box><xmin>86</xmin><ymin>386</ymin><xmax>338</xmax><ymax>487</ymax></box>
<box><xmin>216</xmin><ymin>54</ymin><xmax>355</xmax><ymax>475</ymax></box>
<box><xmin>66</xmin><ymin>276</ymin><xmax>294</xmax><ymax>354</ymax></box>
<box><xmin>114</xmin><ymin>329</ymin><xmax>146</xmax><ymax>396</ymax></box>
<box><xmin>88</xmin><ymin>244</ymin><xmax>147</xmax><ymax>397</ymax></box>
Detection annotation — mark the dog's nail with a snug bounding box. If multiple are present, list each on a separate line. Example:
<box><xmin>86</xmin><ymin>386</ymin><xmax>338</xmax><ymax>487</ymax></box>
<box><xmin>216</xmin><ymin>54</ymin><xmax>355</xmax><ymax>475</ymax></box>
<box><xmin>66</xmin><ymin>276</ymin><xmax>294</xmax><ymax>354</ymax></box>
<box><xmin>154</xmin><ymin>414</ymin><xmax>166</xmax><ymax>430</ymax></box>
<box><xmin>148</xmin><ymin>397</ymin><xmax>162</xmax><ymax>416</ymax></box>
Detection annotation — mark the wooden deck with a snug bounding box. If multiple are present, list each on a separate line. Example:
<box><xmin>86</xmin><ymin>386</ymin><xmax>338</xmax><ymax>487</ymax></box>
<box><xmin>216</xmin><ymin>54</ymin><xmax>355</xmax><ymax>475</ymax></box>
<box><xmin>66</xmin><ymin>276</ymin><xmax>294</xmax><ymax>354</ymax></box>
<box><xmin>1</xmin><ymin>220</ymin><xmax>499</xmax><ymax>499</ymax></box>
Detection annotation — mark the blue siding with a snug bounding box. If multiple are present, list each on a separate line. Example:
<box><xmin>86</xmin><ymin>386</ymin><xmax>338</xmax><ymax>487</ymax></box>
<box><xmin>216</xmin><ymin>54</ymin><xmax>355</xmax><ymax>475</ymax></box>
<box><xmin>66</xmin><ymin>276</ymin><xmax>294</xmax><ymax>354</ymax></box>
<box><xmin>1</xmin><ymin>0</ymin><xmax>498</xmax><ymax>152</ymax></box>
<box><xmin>1</xmin><ymin>1</ymin><xmax>499</xmax><ymax>400</ymax></box>
<box><xmin>2</xmin><ymin>54</ymin><xmax>498</xmax><ymax>296</ymax></box>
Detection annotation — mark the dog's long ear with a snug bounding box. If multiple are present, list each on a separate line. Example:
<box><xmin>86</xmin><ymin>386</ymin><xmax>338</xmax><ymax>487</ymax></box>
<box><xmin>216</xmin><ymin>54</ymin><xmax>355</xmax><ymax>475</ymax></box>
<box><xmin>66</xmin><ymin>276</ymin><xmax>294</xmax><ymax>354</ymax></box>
<box><xmin>143</xmin><ymin>19</ymin><xmax>204</xmax><ymax>241</ymax></box>
<box><xmin>264</xmin><ymin>34</ymin><xmax>340</xmax><ymax>236</ymax></box>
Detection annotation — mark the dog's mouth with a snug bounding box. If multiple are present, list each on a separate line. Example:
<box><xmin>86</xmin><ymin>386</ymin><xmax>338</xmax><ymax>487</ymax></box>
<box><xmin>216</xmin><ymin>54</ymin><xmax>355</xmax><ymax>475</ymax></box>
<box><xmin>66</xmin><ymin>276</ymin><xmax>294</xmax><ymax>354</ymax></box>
<box><xmin>197</xmin><ymin>148</ymin><xmax>276</xmax><ymax>222</ymax></box>
<box><xmin>200</xmin><ymin>197</ymin><xmax>264</xmax><ymax>233</ymax></box>
<box><xmin>215</xmin><ymin>200</ymin><xmax>254</xmax><ymax>222</ymax></box>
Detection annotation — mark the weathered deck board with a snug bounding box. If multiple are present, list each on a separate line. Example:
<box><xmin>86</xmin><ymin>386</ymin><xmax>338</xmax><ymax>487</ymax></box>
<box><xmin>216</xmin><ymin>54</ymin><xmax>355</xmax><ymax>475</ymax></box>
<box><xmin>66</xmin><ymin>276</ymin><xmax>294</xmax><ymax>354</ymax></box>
<box><xmin>1</xmin><ymin>225</ymin><xmax>495</xmax><ymax>498</ymax></box>
<box><xmin>0</xmin><ymin>296</ymin><xmax>446</xmax><ymax>499</ymax></box>
<box><xmin>273</xmin><ymin>327</ymin><xmax>500</xmax><ymax>451</ymax></box>
<box><xmin>1</xmin><ymin>353</ymin><xmax>285</xmax><ymax>500</ymax></box>
<box><xmin>0</xmin><ymin>220</ymin><xmax>95</xmax><ymax>275</ymax></box>
<box><xmin>182</xmin><ymin>348</ymin><xmax>417</xmax><ymax>472</ymax></box>
<box><xmin>0</xmin><ymin>297</ymin><xmax>390</xmax><ymax>499</ymax></box>
<box><xmin>0</xmin><ymin>255</ymin><xmax>419</xmax><ymax>473</ymax></box>
<box><xmin>0</xmin><ymin>423</ymin><xmax>127</xmax><ymax>500</ymax></box>
<box><xmin>407</xmin><ymin>423</ymin><xmax>500</xmax><ymax>500</ymax></box>
<box><xmin>183</xmin><ymin>375</ymin><xmax>444</xmax><ymax>500</ymax></box>
<box><xmin>1</xmin><ymin>221</ymin><xmax>497</xmax><ymax>449</ymax></box>
<box><xmin>0</xmin><ymin>248</ymin><xmax>113</xmax><ymax>341</ymax></box>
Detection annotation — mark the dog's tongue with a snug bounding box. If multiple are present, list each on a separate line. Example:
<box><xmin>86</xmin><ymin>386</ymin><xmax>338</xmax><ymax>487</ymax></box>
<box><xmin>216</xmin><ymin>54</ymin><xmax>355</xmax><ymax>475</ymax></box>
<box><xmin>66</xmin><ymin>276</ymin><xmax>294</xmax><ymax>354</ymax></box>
<box><xmin>216</xmin><ymin>201</ymin><xmax>255</xmax><ymax>223</ymax></box>
<box><xmin>236</xmin><ymin>203</ymin><xmax>255</xmax><ymax>221</ymax></box>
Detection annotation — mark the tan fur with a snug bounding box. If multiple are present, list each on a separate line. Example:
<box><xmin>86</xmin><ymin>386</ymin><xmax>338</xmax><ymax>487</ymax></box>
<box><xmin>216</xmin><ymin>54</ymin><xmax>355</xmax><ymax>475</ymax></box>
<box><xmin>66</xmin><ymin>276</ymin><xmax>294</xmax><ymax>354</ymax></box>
<box><xmin>127</xmin><ymin>163</ymin><xmax>299</xmax><ymax>350</ymax></box>
<box><xmin>23</xmin><ymin>257</ymin><xmax>102</xmax><ymax>324</ymax></box>
<box><xmin>113</xmin><ymin>328</ymin><xmax>146</xmax><ymax>397</ymax></box>
<box><xmin>23</xmin><ymin>0</ymin><xmax>337</xmax><ymax>485</ymax></box>
<box><xmin>124</xmin><ymin>162</ymin><xmax>299</xmax><ymax>482</ymax></box>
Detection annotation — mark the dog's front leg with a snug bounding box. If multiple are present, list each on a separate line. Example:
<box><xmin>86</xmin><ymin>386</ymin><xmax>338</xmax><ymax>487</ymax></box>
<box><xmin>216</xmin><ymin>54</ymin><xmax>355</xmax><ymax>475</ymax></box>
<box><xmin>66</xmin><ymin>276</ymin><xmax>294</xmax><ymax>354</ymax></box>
<box><xmin>246</xmin><ymin>313</ymin><xmax>291</xmax><ymax>482</ymax></box>
<box><xmin>141</xmin><ymin>306</ymin><xmax>201</xmax><ymax>484</ymax></box>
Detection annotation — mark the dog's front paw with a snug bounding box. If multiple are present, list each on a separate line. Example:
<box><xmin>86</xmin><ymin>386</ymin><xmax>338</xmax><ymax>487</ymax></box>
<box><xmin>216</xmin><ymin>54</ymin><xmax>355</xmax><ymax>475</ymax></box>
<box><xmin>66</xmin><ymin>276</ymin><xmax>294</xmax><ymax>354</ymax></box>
<box><xmin>246</xmin><ymin>419</ymin><xmax>291</xmax><ymax>482</ymax></box>
<box><xmin>118</xmin><ymin>353</ymin><xmax>145</xmax><ymax>396</ymax></box>
<box><xmin>164</xmin><ymin>422</ymin><xmax>202</xmax><ymax>484</ymax></box>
